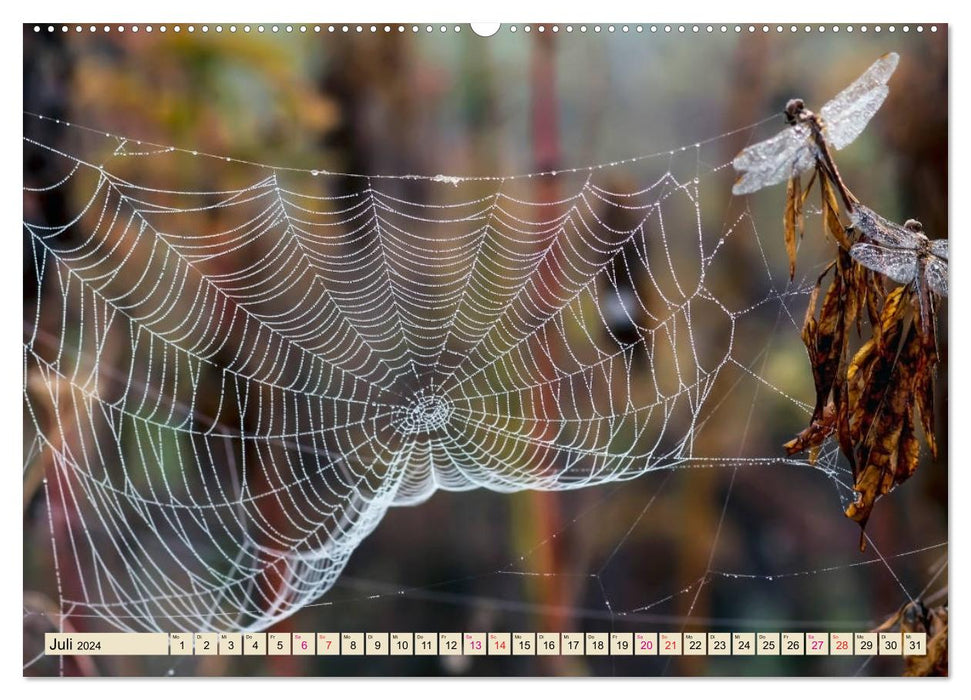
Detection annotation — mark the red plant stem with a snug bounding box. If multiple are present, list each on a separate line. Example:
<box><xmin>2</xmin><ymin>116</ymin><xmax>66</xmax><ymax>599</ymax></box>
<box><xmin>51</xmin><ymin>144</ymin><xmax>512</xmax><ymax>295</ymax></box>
<box><xmin>526</xmin><ymin>28</ymin><xmax>569</xmax><ymax>644</ymax></box>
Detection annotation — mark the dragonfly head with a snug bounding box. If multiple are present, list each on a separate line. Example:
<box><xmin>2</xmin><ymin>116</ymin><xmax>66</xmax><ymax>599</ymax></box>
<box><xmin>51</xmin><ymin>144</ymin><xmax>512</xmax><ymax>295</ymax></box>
<box><xmin>905</xmin><ymin>219</ymin><xmax>929</xmax><ymax>245</ymax></box>
<box><xmin>784</xmin><ymin>98</ymin><xmax>806</xmax><ymax>125</ymax></box>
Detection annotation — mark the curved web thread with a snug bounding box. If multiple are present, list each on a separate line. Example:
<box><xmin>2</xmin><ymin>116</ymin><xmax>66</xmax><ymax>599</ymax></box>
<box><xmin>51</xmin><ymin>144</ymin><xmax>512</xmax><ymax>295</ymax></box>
<box><xmin>24</xmin><ymin>116</ymin><xmax>846</xmax><ymax>634</ymax></box>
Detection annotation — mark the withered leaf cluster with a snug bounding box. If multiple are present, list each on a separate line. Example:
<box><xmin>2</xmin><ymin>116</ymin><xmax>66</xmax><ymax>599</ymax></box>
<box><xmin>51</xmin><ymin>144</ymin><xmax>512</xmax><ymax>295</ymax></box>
<box><xmin>779</xmin><ymin>159</ymin><xmax>942</xmax><ymax>550</ymax></box>
<box><xmin>875</xmin><ymin>600</ymin><xmax>948</xmax><ymax>676</ymax></box>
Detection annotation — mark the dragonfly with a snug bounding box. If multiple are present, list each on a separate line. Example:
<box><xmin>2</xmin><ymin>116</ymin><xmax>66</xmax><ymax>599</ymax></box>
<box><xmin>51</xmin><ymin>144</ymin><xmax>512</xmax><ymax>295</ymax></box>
<box><xmin>849</xmin><ymin>204</ymin><xmax>948</xmax><ymax>336</ymax></box>
<box><xmin>732</xmin><ymin>52</ymin><xmax>900</xmax><ymax>200</ymax></box>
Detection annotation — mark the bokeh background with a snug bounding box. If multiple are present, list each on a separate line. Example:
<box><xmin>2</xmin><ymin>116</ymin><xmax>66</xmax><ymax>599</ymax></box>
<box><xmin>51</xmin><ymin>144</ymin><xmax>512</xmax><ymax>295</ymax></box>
<box><xmin>23</xmin><ymin>23</ymin><xmax>947</xmax><ymax>677</ymax></box>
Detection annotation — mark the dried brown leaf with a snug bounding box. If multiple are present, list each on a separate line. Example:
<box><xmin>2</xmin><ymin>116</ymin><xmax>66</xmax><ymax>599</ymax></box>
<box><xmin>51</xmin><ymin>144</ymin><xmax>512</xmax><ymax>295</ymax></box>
<box><xmin>902</xmin><ymin>603</ymin><xmax>948</xmax><ymax>676</ymax></box>
<box><xmin>850</xmin><ymin>287</ymin><xmax>909</xmax><ymax>444</ymax></box>
<box><xmin>810</xmin><ymin>269</ymin><xmax>846</xmax><ymax>419</ymax></box>
<box><xmin>896</xmin><ymin>412</ymin><xmax>921</xmax><ymax>482</ymax></box>
<box><xmin>875</xmin><ymin>286</ymin><xmax>909</xmax><ymax>351</ymax></box>
<box><xmin>845</xmin><ymin>324</ymin><xmax>923</xmax><ymax>541</ymax></box>
<box><xmin>916</xmin><ymin>361</ymin><xmax>938</xmax><ymax>460</ymax></box>
<box><xmin>911</xmin><ymin>295</ymin><xmax>940</xmax><ymax>459</ymax></box>
<box><xmin>821</xmin><ymin>172</ymin><xmax>852</xmax><ymax>250</ymax></box>
<box><xmin>784</xmin><ymin>402</ymin><xmax>836</xmax><ymax>457</ymax></box>
<box><xmin>836</xmin><ymin>375</ymin><xmax>856</xmax><ymax>473</ymax></box>
<box><xmin>865</xmin><ymin>269</ymin><xmax>885</xmax><ymax>327</ymax></box>
<box><xmin>784</xmin><ymin>176</ymin><xmax>802</xmax><ymax>279</ymax></box>
<box><xmin>801</xmin><ymin>267</ymin><xmax>825</xmax><ymax>353</ymax></box>
<box><xmin>842</xmin><ymin>250</ymin><xmax>866</xmax><ymax>330</ymax></box>
<box><xmin>875</xmin><ymin>601</ymin><xmax>949</xmax><ymax>676</ymax></box>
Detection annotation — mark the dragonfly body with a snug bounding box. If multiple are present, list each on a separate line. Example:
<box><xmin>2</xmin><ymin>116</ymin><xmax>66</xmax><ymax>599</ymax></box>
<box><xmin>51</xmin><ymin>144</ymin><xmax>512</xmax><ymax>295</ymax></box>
<box><xmin>849</xmin><ymin>205</ymin><xmax>948</xmax><ymax>337</ymax></box>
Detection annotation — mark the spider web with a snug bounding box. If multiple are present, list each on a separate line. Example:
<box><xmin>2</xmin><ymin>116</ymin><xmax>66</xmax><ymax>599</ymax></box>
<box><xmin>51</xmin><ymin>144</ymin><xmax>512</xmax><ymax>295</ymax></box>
<box><xmin>22</xmin><ymin>113</ymin><xmax>945</xmax><ymax>666</ymax></box>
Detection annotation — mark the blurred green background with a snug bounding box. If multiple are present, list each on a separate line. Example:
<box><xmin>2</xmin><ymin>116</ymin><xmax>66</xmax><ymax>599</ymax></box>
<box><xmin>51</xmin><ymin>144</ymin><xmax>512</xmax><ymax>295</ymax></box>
<box><xmin>23</xmin><ymin>24</ymin><xmax>947</xmax><ymax>677</ymax></box>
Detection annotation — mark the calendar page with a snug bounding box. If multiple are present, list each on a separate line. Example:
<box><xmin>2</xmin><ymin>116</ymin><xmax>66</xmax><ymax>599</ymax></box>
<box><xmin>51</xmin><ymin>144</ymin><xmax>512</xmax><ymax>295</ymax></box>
<box><xmin>22</xmin><ymin>17</ymin><xmax>948</xmax><ymax>680</ymax></box>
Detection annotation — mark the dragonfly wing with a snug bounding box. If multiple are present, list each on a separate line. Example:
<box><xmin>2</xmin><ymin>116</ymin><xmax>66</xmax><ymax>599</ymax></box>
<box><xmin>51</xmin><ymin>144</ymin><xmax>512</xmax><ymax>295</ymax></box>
<box><xmin>822</xmin><ymin>85</ymin><xmax>889</xmax><ymax>151</ymax></box>
<box><xmin>820</xmin><ymin>52</ymin><xmax>899</xmax><ymax>151</ymax></box>
<box><xmin>930</xmin><ymin>238</ymin><xmax>948</xmax><ymax>261</ymax></box>
<box><xmin>850</xmin><ymin>242</ymin><xmax>918</xmax><ymax>284</ymax></box>
<box><xmin>923</xmin><ymin>256</ymin><xmax>948</xmax><ymax>297</ymax></box>
<box><xmin>851</xmin><ymin>204</ymin><xmax>919</xmax><ymax>249</ymax></box>
<box><xmin>732</xmin><ymin>125</ymin><xmax>814</xmax><ymax>195</ymax></box>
